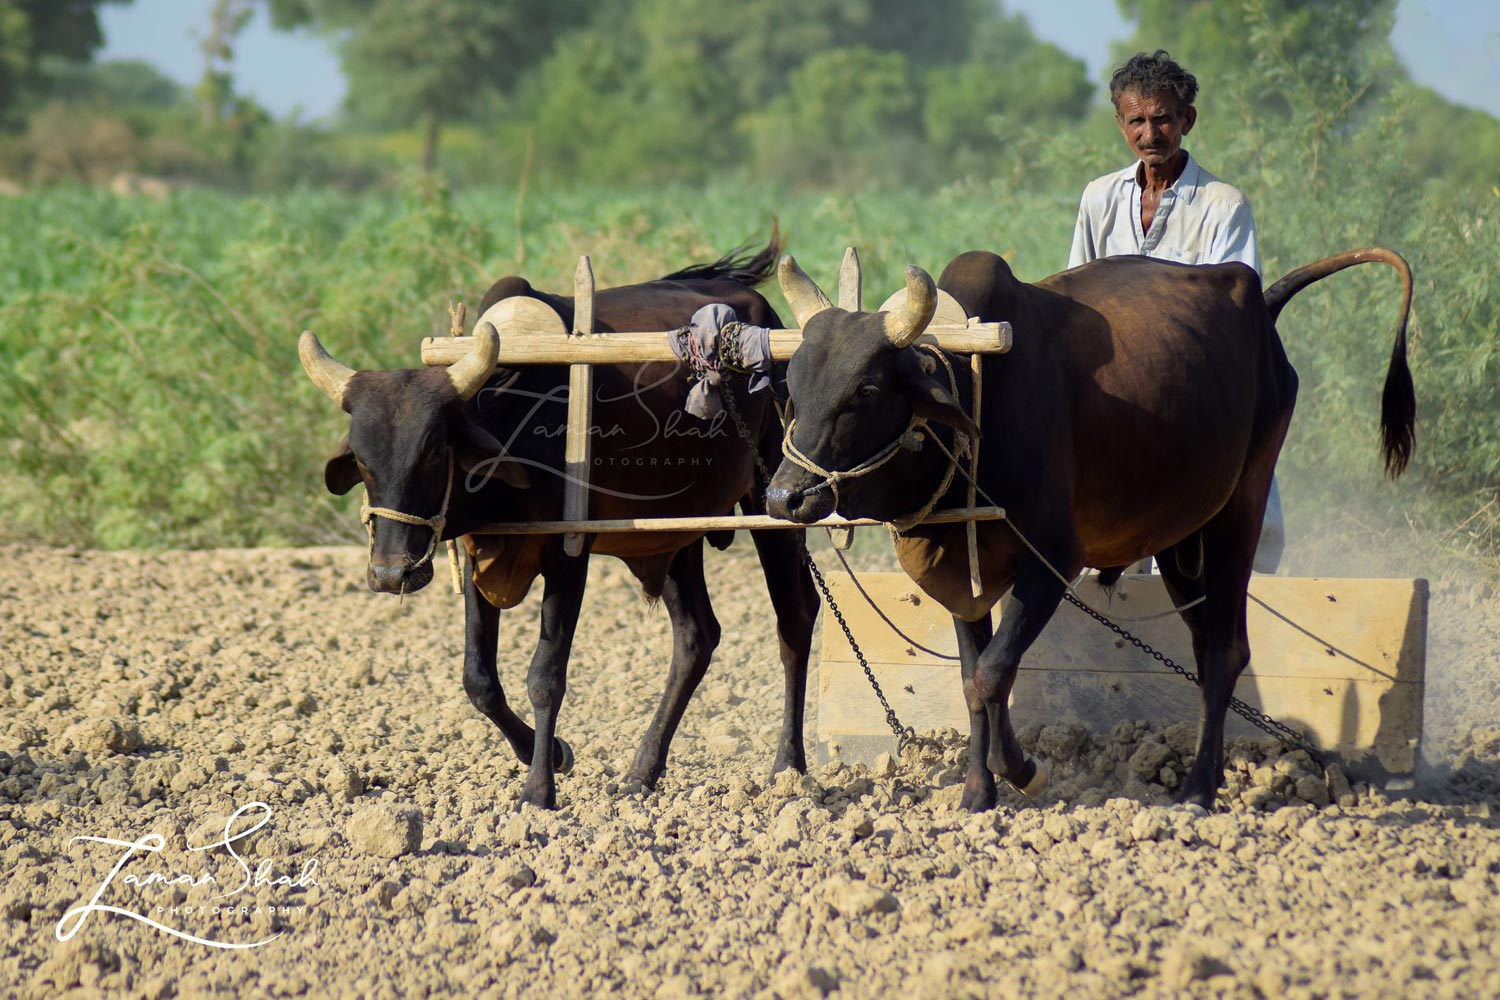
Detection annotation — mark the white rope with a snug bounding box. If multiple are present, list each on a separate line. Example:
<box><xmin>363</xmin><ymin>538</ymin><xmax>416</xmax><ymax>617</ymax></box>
<box><xmin>359</xmin><ymin>452</ymin><xmax>464</xmax><ymax>594</ymax></box>
<box><xmin>890</xmin><ymin>347</ymin><xmax>970</xmax><ymax>535</ymax></box>
<box><xmin>780</xmin><ymin>416</ymin><xmax>927</xmax><ymax>510</ymax></box>
<box><xmin>779</xmin><ymin>345</ymin><xmax>968</xmax><ymax>528</ymax></box>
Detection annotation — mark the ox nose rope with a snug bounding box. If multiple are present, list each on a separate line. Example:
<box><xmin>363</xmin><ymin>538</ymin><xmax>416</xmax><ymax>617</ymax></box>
<box><xmin>778</xmin><ymin>347</ymin><xmax>969</xmax><ymax>527</ymax></box>
<box><xmin>359</xmin><ymin>452</ymin><xmax>465</xmax><ymax>596</ymax></box>
<box><xmin>780</xmin><ymin>416</ymin><xmax>932</xmax><ymax>512</ymax></box>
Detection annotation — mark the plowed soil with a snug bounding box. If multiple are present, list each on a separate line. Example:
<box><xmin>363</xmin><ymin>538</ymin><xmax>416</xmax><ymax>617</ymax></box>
<box><xmin>1</xmin><ymin>541</ymin><xmax>1497</xmax><ymax>999</ymax></box>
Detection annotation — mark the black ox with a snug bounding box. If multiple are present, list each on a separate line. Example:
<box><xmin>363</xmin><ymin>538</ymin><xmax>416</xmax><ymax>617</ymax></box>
<box><xmin>766</xmin><ymin>248</ymin><xmax>1414</xmax><ymax>811</ymax></box>
<box><xmin>299</xmin><ymin>236</ymin><xmax>816</xmax><ymax>809</ymax></box>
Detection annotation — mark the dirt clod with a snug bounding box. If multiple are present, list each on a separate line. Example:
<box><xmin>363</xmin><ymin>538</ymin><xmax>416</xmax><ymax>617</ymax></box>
<box><xmin>347</xmin><ymin>802</ymin><xmax>422</xmax><ymax>858</ymax></box>
<box><xmin>1</xmin><ymin>543</ymin><xmax>1497</xmax><ymax>998</ymax></box>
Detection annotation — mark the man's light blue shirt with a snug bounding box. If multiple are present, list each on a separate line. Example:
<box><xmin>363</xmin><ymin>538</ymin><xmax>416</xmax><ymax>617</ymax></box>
<box><xmin>1068</xmin><ymin>153</ymin><xmax>1261</xmax><ymax>274</ymax></box>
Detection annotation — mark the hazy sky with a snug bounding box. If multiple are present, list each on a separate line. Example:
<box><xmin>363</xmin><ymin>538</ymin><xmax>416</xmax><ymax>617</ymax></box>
<box><xmin>99</xmin><ymin>0</ymin><xmax>1500</xmax><ymax>121</ymax></box>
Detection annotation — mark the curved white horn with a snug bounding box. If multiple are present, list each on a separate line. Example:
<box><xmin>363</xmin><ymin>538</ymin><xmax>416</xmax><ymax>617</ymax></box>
<box><xmin>777</xmin><ymin>254</ymin><xmax>834</xmax><ymax>328</ymax></box>
<box><xmin>299</xmin><ymin>331</ymin><xmax>354</xmax><ymax>406</ymax></box>
<box><xmin>883</xmin><ymin>265</ymin><xmax>937</xmax><ymax>349</ymax></box>
<box><xmin>448</xmin><ymin>321</ymin><xmax>499</xmax><ymax>400</ymax></box>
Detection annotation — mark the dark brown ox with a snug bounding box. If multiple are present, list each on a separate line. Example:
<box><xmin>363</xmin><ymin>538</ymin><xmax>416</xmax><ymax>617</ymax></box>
<box><xmin>300</xmin><ymin>237</ymin><xmax>816</xmax><ymax>809</ymax></box>
<box><xmin>766</xmin><ymin>248</ymin><xmax>1413</xmax><ymax>811</ymax></box>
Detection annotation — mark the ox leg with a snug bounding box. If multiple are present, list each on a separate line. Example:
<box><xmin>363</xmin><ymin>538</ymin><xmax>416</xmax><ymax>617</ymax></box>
<box><xmin>1165</xmin><ymin>517</ymin><xmax>1255</xmax><ymax>811</ymax></box>
<box><xmin>626</xmin><ymin>543</ymin><xmax>721</xmax><ymax>788</ymax></box>
<box><xmin>518</xmin><ymin>551</ymin><xmax>590</xmax><ymax>810</ymax></box>
<box><xmin>461</xmin><ymin>555</ymin><xmax>554</xmax><ymax>766</ymax></box>
<box><xmin>956</xmin><ymin>614</ymin><xmax>996</xmax><ymax>812</ymax></box>
<box><xmin>973</xmin><ymin>556</ymin><xmax>1068</xmax><ymax>808</ymax></box>
<box><xmin>749</xmin><ymin>526</ymin><xmax>817</xmax><ymax>777</ymax></box>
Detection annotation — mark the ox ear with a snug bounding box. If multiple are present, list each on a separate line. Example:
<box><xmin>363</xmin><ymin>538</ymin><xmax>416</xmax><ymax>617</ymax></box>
<box><xmin>898</xmin><ymin>353</ymin><xmax>980</xmax><ymax>440</ymax></box>
<box><xmin>453</xmin><ymin>419</ymin><xmax>530</xmax><ymax>489</ymax></box>
<box><xmin>324</xmin><ymin>435</ymin><xmax>361</xmax><ymax>496</ymax></box>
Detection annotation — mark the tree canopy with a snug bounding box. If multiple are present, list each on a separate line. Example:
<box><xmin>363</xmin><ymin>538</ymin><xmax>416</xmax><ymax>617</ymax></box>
<box><xmin>269</xmin><ymin>0</ymin><xmax>587</xmax><ymax>169</ymax></box>
<box><xmin>0</xmin><ymin>0</ymin><xmax>124</xmax><ymax>125</ymax></box>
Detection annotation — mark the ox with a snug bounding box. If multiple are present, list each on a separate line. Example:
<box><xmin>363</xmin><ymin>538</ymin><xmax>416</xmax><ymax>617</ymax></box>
<box><xmin>299</xmin><ymin>236</ymin><xmax>816</xmax><ymax>809</ymax></box>
<box><xmin>766</xmin><ymin>248</ymin><xmax>1413</xmax><ymax>811</ymax></box>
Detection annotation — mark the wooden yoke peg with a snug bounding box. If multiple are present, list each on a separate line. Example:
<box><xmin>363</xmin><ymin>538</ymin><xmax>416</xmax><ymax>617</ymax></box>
<box><xmin>563</xmin><ymin>257</ymin><xmax>595</xmax><ymax>558</ymax></box>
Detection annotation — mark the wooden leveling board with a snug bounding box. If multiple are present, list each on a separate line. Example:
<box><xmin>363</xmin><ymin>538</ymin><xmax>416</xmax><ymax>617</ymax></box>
<box><xmin>816</xmin><ymin>572</ymin><xmax>1427</xmax><ymax>783</ymax></box>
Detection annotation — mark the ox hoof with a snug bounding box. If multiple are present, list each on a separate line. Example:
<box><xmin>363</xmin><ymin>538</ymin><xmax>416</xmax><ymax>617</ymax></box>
<box><xmin>623</xmin><ymin>766</ymin><xmax>662</xmax><ymax>790</ymax></box>
<box><xmin>553</xmin><ymin>738</ymin><xmax>575</xmax><ymax>775</ymax></box>
<box><xmin>960</xmin><ymin>771</ymin><xmax>997</xmax><ymax>812</ymax></box>
<box><xmin>1007</xmin><ymin>757</ymin><xmax>1049</xmax><ymax>798</ymax></box>
<box><xmin>517</xmin><ymin>787</ymin><xmax>558</xmax><ymax>811</ymax></box>
<box><xmin>1175</xmin><ymin>792</ymin><xmax>1216</xmax><ymax>813</ymax></box>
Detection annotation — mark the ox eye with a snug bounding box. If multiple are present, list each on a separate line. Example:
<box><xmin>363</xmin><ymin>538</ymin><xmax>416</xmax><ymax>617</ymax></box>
<box><xmin>856</xmin><ymin>382</ymin><xmax>879</xmax><ymax>398</ymax></box>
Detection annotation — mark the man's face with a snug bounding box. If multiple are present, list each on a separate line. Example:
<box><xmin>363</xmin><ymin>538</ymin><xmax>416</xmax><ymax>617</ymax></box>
<box><xmin>1114</xmin><ymin>88</ymin><xmax>1196</xmax><ymax>168</ymax></box>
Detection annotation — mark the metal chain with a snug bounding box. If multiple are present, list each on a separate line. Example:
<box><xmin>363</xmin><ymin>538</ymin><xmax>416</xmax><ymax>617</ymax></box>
<box><xmin>720</xmin><ymin>377</ymin><xmax>914</xmax><ymax>750</ymax></box>
<box><xmin>1062</xmin><ymin>591</ymin><xmax>1322</xmax><ymax>758</ymax></box>
<box><xmin>802</xmin><ymin>541</ymin><xmax>914</xmax><ymax>748</ymax></box>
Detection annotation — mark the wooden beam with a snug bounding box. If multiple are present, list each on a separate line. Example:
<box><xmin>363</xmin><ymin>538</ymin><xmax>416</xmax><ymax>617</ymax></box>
<box><xmin>466</xmin><ymin>505</ymin><xmax>1006</xmax><ymax>536</ymax></box>
<box><xmin>815</xmin><ymin>572</ymin><xmax>1428</xmax><ymax>783</ymax></box>
<box><xmin>563</xmin><ymin>257</ymin><xmax>595</xmax><ymax>557</ymax></box>
<box><xmin>422</xmin><ymin>301</ymin><xmax>1011</xmax><ymax>366</ymax></box>
<box><xmin>966</xmin><ymin>351</ymin><xmax>984</xmax><ymax>598</ymax></box>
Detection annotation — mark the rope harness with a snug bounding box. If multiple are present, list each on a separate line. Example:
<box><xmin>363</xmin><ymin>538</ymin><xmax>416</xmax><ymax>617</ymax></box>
<box><xmin>779</xmin><ymin>346</ymin><xmax>970</xmax><ymax>530</ymax></box>
<box><xmin>359</xmin><ymin>452</ymin><xmax>464</xmax><ymax>595</ymax></box>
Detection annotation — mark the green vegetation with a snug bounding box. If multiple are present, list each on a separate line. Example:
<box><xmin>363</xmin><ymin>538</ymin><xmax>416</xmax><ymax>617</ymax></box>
<box><xmin>3</xmin><ymin>152</ymin><xmax>1498</xmax><ymax>558</ymax></box>
<box><xmin>0</xmin><ymin>0</ymin><xmax>1496</xmax><ymax>563</ymax></box>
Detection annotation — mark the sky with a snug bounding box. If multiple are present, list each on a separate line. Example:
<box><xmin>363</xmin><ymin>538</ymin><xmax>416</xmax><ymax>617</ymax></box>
<box><xmin>99</xmin><ymin>0</ymin><xmax>1500</xmax><ymax>122</ymax></box>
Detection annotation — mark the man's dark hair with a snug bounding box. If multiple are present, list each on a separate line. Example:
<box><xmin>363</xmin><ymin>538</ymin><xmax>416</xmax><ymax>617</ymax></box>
<box><xmin>1109</xmin><ymin>50</ymin><xmax>1198</xmax><ymax>109</ymax></box>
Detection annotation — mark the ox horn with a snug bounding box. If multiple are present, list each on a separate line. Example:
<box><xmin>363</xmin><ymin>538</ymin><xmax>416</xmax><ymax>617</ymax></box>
<box><xmin>447</xmin><ymin>320</ymin><xmax>500</xmax><ymax>400</ymax></box>
<box><xmin>777</xmin><ymin>254</ymin><xmax>834</xmax><ymax>328</ymax></box>
<box><xmin>883</xmin><ymin>265</ymin><xmax>937</xmax><ymax>349</ymax></box>
<box><xmin>299</xmin><ymin>331</ymin><xmax>355</xmax><ymax>406</ymax></box>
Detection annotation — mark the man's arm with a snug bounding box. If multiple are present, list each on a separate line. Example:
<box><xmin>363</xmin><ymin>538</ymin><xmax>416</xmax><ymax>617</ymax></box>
<box><xmin>1067</xmin><ymin>195</ymin><xmax>1096</xmax><ymax>269</ymax></box>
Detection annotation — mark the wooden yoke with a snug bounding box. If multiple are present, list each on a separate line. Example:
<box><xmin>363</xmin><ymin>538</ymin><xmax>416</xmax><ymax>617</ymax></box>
<box><xmin>564</xmin><ymin>257</ymin><xmax>595</xmax><ymax>557</ymax></box>
<box><xmin>429</xmin><ymin>249</ymin><xmax>1012</xmax><ymax>539</ymax></box>
<box><xmin>421</xmin><ymin>312</ymin><xmax>1011</xmax><ymax>366</ymax></box>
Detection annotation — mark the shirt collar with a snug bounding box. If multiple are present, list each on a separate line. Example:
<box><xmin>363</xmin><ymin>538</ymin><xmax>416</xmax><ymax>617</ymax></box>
<box><xmin>1126</xmin><ymin>151</ymin><xmax>1201</xmax><ymax>205</ymax></box>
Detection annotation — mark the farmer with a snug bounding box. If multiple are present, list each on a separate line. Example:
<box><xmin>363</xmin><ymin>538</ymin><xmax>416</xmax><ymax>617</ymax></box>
<box><xmin>1068</xmin><ymin>49</ymin><xmax>1283</xmax><ymax>573</ymax></box>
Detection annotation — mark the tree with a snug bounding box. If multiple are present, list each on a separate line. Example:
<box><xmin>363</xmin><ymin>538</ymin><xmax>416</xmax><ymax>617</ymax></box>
<box><xmin>269</xmin><ymin>0</ymin><xmax>585</xmax><ymax>171</ymax></box>
<box><xmin>1113</xmin><ymin>0</ymin><xmax>1397</xmax><ymax>121</ymax></box>
<box><xmin>923</xmin><ymin>12</ymin><xmax>1093</xmax><ymax>169</ymax></box>
<box><xmin>195</xmin><ymin>0</ymin><xmax>255</xmax><ymax>127</ymax></box>
<box><xmin>0</xmin><ymin>0</ymin><xmax>128</xmax><ymax>126</ymax></box>
<box><xmin>740</xmin><ymin>46</ymin><xmax>920</xmax><ymax>186</ymax></box>
<box><xmin>42</xmin><ymin>58</ymin><xmax>184</xmax><ymax>109</ymax></box>
<box><xmin>510</xmin><ymin>0</ymin><xmax>1071</xmax><ymax>185</ymax></box>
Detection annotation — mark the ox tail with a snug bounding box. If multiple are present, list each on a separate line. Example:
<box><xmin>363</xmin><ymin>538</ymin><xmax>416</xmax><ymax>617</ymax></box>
<box><xmin>658</xmin><ymin>218</ymin><xmax>782</xmax><ymax>287</ymax></box>
<box><xmin>1263</xmin><ymin>247</ymin><xmax>1415</xmax><ymax>478</ymax></box>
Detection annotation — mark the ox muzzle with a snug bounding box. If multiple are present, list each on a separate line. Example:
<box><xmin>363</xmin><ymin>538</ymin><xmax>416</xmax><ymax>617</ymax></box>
<box><xmin>366</xmin><ymin>533</ymin><xmax>437</xmax><ymax>595</ymax></box>
<box><xmin>766</xmin><ymin>462</ymin><xmax>837</xmax><ymax>524</ymax></box>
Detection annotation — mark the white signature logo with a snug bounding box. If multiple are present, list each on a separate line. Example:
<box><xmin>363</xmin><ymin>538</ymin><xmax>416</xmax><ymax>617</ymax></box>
<box><xmin>57</xmin><ymin>802</ymin><xmax>318</xmax><ymax>950</ymax></box>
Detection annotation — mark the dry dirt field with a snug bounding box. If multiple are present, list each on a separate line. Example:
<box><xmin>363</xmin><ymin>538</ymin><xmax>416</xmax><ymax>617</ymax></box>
<box><xmin>1</xmin><ymin>539</ymin><xmax>1498</xmax><ymax>999</ymax></box>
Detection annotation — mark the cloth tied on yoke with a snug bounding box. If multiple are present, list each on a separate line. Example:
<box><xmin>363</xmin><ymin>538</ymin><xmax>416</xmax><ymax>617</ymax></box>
<box><xmin>667</xmin><ymin>303</ymin><xmax>773</xmax><ymax>419</ymax></box>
